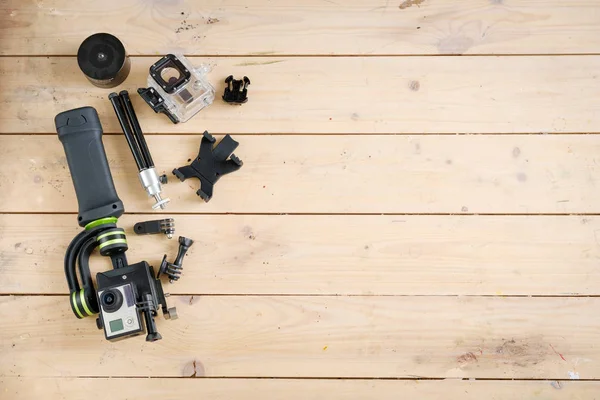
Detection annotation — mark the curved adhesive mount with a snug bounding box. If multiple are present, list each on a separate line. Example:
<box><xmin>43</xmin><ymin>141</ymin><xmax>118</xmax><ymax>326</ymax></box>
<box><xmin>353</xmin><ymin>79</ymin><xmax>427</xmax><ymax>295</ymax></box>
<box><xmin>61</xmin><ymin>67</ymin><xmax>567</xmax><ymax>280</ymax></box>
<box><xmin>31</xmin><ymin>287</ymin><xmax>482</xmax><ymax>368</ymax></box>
<box><xmin>172</xmin><ymin>131</ymin><xmax>243</xmax><ymax>202</ymax></box>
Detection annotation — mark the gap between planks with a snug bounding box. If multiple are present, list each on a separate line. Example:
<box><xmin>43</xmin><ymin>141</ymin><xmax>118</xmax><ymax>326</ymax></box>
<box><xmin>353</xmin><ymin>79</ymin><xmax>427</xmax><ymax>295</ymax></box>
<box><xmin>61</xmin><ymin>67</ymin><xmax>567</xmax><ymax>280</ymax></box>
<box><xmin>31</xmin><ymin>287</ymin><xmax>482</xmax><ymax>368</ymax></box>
<box><xmin>3</xmin><ymin>54</ymin><xmax>600</xmax><ymax>58</ymax></box>
<box><xmin>3</xmin><ymin>377</ymin><xmax>598</xmax><ymax>400</ymax></box>
<box><xmin>2</xmin><ymin>294</ymin><xmax>600</xmax><ymax>298</ymax></box>
<box><xmin>4</xmin><ymin>132</ymin><xmax>600</xmax><ymax>136</ymax></box>
<box><xmin>5</xmin><ymin>212</ymin><xmax>600</xmax><ymax>216</ymax></box>
<box><xmin>2</xmin><ymin>376</ymin><xmax>599</xmax><ymax>381</ymax></box>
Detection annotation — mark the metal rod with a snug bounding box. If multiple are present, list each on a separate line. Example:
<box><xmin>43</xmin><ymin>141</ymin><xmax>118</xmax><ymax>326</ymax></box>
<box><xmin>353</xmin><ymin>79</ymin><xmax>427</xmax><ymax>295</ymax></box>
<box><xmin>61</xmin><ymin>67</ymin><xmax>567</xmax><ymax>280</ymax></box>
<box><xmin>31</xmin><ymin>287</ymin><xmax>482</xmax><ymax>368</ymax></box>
<box><xmin>108</xmin><ymin>92</ymin><xmax>147</xmax><ymax>171</ymax></box>
<box><xmin>119</xmin><ymin>90</ymin><xmax>154</xmax><ymax>168</ymax></box>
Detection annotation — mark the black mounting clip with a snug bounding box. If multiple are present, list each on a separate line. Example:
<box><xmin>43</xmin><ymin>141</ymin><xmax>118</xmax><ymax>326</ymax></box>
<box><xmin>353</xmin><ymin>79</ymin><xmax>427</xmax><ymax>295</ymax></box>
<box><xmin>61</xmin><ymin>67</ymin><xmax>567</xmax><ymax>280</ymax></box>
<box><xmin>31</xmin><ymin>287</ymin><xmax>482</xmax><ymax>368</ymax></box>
<box><xmin>223</xmin><ymin>75</ymin><xmax>250</xmax><ymax>104</ymax></box>
<box><xmin>137</xmin><ymin>87</ymin><xmax>179</xmax><ymax>124</ymax></box>
<box><xmin>158</xmin><ymin>236</ymin><xmax>194</xmax><ymax>283</ymax></box>
<box><xmin>173</xmin><ymin>131</ymin><xmax>243</xmax><ymax>202</ymax></box>
<box><xmin>133</xmin><ymin>218</ymin><xmax>175</xmax><ymax>239</ymax></box>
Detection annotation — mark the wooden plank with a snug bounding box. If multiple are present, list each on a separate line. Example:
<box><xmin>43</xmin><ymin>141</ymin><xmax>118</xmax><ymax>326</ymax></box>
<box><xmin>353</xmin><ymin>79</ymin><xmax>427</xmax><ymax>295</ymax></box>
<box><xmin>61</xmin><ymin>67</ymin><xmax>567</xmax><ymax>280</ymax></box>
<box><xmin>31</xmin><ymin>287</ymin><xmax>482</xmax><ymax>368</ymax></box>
<box><xmin>2</xmin><ymin>214</ymin><xmax>600</xmax><ymax>296</ymax></box>
<box><xmin>2</xmin><ymin>56</ymin><xmax>600</xmax><ymax>134</ymax></box>
<box><xmin>2</xmin><ymin>1</ymin><xmax>600</xmax><ymax>56</ymax></box>
<box><xmin>1</xmin><ymin>296</ymin><xmax>597</xmax><ymax>378</ymax></box>
<box><xmin>3</xmin><ymin>134</ymin><xmax>600</xmax><ymax>214</ymax></box>
<box><xmin>1</xmin><ymin>378</ymin><xmax>596</xmax><ymax>400</ymax></box>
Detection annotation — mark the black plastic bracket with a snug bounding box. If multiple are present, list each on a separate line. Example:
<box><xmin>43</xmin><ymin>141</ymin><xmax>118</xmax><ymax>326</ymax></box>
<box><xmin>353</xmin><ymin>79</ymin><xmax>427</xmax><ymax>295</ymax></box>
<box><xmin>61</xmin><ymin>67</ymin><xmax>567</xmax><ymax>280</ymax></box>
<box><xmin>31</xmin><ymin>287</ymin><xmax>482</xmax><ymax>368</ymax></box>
<box><xmin>137</xmin><ymin>87</ymin><xmax>180</xmax><ymax>124</ymax></box>
<box><xmin>173</xmin><ymin>131</ymin><xmax>243</xmax><ymax>202</ymax></box>
<box><xmin>222</xmin><ymin>75</ymin><xmax>250</xmax><ymax>104</ymax></box>
<box><xmin>133</xmin><ymin>218</ymin><xmax>175</xmax><ymax>238</ymax></box>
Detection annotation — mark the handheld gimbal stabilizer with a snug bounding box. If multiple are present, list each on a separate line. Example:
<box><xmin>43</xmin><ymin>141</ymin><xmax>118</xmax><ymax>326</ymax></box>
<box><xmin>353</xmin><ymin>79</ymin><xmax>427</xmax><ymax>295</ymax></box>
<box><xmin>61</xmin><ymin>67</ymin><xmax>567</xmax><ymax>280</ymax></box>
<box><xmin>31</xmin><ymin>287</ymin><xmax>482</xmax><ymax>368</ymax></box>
<box><xmin>55</xmin><ymin>106</ymin><xmax>176</xmax><ymax>342</ymax></box>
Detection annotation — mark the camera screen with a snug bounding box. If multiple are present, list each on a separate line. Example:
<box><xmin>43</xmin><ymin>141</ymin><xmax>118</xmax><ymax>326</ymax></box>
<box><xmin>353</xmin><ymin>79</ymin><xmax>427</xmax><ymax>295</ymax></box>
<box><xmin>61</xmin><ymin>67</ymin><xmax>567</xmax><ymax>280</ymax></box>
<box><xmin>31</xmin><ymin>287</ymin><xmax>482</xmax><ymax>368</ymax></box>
<box><xmin>109</xmin><ymin>318</ymin><xmax>124</xmax><ymax>332</ymax></box>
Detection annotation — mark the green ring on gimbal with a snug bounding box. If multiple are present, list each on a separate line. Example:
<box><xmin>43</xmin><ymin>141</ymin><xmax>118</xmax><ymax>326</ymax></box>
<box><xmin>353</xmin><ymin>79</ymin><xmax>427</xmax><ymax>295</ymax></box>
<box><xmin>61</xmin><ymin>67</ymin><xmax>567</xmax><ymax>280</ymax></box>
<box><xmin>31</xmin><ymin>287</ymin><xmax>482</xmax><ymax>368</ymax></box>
<box><xmin>85</xmin><ymin>217</ymin><xmax>118</xmax><ymax>230</ymax></box>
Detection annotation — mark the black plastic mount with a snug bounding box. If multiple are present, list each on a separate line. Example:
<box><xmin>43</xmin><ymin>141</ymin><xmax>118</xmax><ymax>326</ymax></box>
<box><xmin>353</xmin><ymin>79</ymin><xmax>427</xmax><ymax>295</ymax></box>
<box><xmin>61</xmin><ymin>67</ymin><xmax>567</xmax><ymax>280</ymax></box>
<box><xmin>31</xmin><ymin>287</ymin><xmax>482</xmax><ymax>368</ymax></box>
<box><xmin>134</xmin><ymin>218</ymin><xmax>175</xmax><ymax>238</ymax></box>
<box><xmin>222</xmin><ymin>75</ymin><xmax>250</xmax><ymax>104</ymax></box>
<box><xmin>158</xmin><ymin>236</ymin><xmax>194</xmax><ymax>283</ymax></box>
<box><xmin>173</xmin><ymin>131</ymin><xmax>243</xmax><ymax>202</ymax></box>
<box><xmin>137</xmin><ymin>87</ymin><xmax>179</xmax><ymax>124</ymax></box>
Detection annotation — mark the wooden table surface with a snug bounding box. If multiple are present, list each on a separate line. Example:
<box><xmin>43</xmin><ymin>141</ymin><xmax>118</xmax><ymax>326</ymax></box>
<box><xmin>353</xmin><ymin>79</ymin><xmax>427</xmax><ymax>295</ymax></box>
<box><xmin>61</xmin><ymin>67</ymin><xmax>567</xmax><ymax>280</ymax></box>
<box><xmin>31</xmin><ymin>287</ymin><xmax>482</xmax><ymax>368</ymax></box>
<box><xmin>2</xmin><ymin>1</ymin><xmax>600</xmax><ymax>398</ymax></box>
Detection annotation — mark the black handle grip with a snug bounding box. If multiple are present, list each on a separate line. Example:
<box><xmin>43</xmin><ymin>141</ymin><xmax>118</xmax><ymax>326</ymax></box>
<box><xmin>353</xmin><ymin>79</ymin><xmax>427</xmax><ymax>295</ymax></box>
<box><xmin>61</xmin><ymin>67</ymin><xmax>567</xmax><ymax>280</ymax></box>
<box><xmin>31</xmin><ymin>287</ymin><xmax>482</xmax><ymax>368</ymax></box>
<box><xmin>55</xmin><ymin>106</ymin><xmax>124</xmax><ymax>227</ymax></box>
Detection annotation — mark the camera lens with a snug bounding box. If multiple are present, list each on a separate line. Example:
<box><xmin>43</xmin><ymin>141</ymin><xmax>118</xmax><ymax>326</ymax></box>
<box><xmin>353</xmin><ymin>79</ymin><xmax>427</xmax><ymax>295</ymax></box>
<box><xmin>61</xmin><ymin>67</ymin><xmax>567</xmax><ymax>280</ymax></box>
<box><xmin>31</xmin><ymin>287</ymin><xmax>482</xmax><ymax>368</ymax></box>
<box><xmin>100</xmin><ymin>289</ymin><xmax>123</xmax><ymax>313</ymax></box>
<box><xmin>104</xmin><ymin>293</ymin><xmax>115</xmax><ymax>305</ymax></box>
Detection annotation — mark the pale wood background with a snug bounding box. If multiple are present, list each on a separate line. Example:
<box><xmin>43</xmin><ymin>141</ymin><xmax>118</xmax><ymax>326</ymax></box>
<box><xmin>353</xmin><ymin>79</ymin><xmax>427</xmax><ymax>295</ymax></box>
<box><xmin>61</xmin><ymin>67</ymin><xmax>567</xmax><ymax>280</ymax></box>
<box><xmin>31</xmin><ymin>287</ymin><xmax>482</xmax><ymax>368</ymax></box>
<box><xmin>1</xmin><ymin>0</ymin><xmax>600</xmax><ymax>398</ymax></box>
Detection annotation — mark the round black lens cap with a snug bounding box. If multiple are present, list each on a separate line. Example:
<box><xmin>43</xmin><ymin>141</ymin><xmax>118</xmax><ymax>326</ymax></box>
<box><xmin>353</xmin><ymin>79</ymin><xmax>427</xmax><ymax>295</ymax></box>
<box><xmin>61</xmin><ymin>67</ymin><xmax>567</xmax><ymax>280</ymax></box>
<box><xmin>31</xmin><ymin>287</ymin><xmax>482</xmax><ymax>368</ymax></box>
<box><xmin>77</xmin><ymin>33</ymin><xmax>130</xmax><ymax>88</ymax></box>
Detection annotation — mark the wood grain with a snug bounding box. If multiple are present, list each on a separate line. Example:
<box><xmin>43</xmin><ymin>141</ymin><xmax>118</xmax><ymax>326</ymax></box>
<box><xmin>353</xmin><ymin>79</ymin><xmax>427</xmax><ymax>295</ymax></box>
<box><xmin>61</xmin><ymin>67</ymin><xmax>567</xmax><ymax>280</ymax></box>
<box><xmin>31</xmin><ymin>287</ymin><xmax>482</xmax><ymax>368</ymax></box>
<box><xmin>2</xmin><ymin>214</ymin><xmax>599</xmax><ymax>296</ymax></box>
<box><xmin>1</xmin><ymin>296</ymin><xmax>597</xmax><ymax>378</ymax></box>
<box><xmin>3</xmin><ymin>0</ymin><xmax>600</xmax><ymax>394</ymax></box>
<box><xmin>1</xmin><ymin>378</ymin><xmax>596</xmax><ymax>400</ymax></box>
<box><xmin>2</xmin><ymin>56</ymin><xmax>600</xmax><ymax>134</ymax></box>
<box><xmin>2</xmin><ymin>1</ymin><xmax>600</xmax><ymax>56</ymax></box>
<box><xmin>3</xmin><ymin>134</ymin><xmax>600</xmax><ymax>214</ymax></box>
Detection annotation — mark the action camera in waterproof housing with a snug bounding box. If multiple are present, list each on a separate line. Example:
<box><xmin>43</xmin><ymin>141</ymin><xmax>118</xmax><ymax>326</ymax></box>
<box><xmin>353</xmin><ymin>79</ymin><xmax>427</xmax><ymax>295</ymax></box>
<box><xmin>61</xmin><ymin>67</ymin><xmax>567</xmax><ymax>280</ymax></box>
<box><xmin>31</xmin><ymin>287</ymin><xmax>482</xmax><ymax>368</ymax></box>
<box><xmin>138</xmin><ymin>54</ymin><xmax>215</xmax><ymax>124</ymax></box>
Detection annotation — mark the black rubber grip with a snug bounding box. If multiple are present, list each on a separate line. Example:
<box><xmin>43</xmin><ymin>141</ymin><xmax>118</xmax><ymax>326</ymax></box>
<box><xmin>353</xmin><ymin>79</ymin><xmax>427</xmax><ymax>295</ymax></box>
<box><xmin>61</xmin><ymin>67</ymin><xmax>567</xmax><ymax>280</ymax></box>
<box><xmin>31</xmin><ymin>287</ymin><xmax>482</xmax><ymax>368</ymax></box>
<box><xmin>55</xmin><ymin>106</ymin><xmax>124</xmax><ymax>227</ymax></box>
